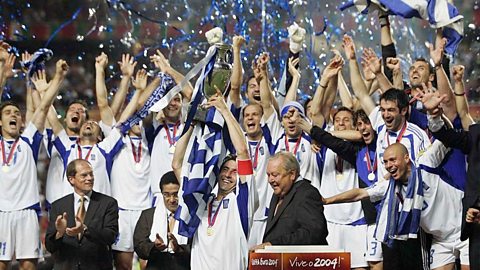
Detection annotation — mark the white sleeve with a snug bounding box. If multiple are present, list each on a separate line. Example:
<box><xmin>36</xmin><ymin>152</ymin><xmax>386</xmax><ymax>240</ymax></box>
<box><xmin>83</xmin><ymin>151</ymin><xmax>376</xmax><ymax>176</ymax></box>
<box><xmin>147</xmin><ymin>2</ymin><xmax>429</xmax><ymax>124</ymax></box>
<box><xmin>98</xmin><ymin>128</ymin><xmax>123</xmax><ymax>153</ymax></box>
<box><xmin>417</xmin><ymin>140</ymin><xmax>450</xmax><ymax>168</ymax></box>
<box><xmin>366</xmin><ymin>180</ymin><xmax>389</xmax><ymax>202</ymax></box>
<box><xmin>99</xmin><ymin>119</ymin><xmax>116</xmax><ymax>137</ymax></box>
<box><xmin>368</xmin><ymin>106</ymin><xmax>383</xmax><ymax>131</ymax></box>
<box><xmin>262</xmin><ymin>112</ymin><xmax>283</xmax><ymax>143</ymax></box>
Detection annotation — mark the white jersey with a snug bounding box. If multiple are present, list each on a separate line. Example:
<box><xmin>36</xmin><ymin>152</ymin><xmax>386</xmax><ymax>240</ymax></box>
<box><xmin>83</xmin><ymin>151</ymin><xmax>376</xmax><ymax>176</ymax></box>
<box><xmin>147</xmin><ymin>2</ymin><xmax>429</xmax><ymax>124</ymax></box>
<box><xmin>263</xmin><ymin>113</ymin><xmax>322</xmax><ymax>189</ymax></box>
<box><xmin>44</xmin><ymin>129</ymin><xmax>77</xmax><ymax>204</ymax></box>
<box><xmin>367</xmin><ymin>141</ymin><xmax>463</xmax><ymax>243</ymax></box>
<box><xmin>191</xmin><ymin>175</ymin><xmax>256</xmax><ymax>270</ymax></box>
<box><xmin>111</xmin><ymin>131</ymin><xmax>151</xmax><ymax>210</ymax></box>
<box><xmin>369</xmin><ymin>107</ymin><xmax>431</xmax><ymax>181</ymax></box>
<box><xmin>54</xmin><ymin>128</ymin><xmax>124</xmax><ymax>196</ymax></box>
<box><xmin>247</xmin><ymin>136</ymin><xmax>273</xmax><ymax>221</ymax></box>
<box><xmin>1</xmin><ymin>123</ymin><xmax>42</xmax><ymax>211</ymax></box>
<box><xmin>148</xmin><ymin>120</ymin><xmax>184</xmax><ymax>196</ymax></box>
<box><xmin>320</xmin><ymin>148</ymin><xmax>365</xmax><ymax>225</ymax></box>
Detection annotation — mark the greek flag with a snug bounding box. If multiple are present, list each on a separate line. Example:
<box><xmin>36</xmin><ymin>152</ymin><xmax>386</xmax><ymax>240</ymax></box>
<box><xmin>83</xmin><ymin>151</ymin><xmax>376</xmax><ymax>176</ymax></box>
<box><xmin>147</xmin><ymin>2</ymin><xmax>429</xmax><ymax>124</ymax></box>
<box><xmin>172</xmin><ymin>46</ymin><xmax>228</xmax><ymax>237</ymax></box>
<box><xmin>339</xmin><ymin>0</ymin><xmax>464</xmax><ymax>56</ymax></box>
<box><xmin>119</xmin><ymin>72</ymin><xmax>174</xmax><ymax>134</ymax></box>
<box><xmin>374</xmin><ymin>164</ymin><xmax>424</xmax><ymax>247</ymax></box>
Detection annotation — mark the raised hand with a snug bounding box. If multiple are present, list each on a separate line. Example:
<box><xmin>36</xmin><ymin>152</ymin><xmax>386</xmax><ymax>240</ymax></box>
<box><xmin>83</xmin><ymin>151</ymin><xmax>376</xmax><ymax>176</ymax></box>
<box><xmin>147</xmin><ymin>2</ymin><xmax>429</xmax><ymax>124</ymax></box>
<box><xmin>21</xmin><ymin>52</ymin><xmax>32</xmax><ymax>74</ymax></box>
<box><xmin>256</xmin><ymin>52</ymin><xmax>270</xmax><ymax>72</ymax></box>
<box><xmin>204</xmin><ymin>90</ymin><xmax>228</xmax><ymax>113</ymax></box>
<box><xmin>342</xmin><ymin>34</ymin><xmax>356</xmax><ymax>60</ymax></box>
<box><xmin>232</xmin><ymin>35</ymin><xmax>246</xmax><ymax>50</ymax></box>
<box><xmin>429</xmin><ymin>38</ymin><xmax>446</xmax><ymax>67</ymax></box>
<box><xmin>132</xmin><ymin>69</ymin><xmax>148</xmax><ymax>91</ymax></box>
<box><xmin>95</xmin><ymin>52</ymin><xmax>109</xmax><ymax>71</ymax></box>
<box><xmin>288</xmin><ymin>57</ymin><xmax>300</xmax><ymax>78</ymax></box>
<box><xmin>1</xmin><ymin>53</ymin><xmax>16</xmax><ymax>79</ymax></box>
<box><xmin>415</xmin><ymin>82</ymin><xmax>447</xmax><ymax>115</ymax></box>
<box><xmin>65</xmin><ymin>216</ymin><xmax>84</xmax><ymax>237</ymax></box>
<box><xmin>55</xmin><ymin>59</ymin><xmax>69</xmax><ymax>77</ymax></box>
<box><xmin>118</xmin><ymin>53</ymin><xmax>137</xmax><ymax>77</ymax></box>
<box><xmin>150</xmin><ymin>50</ymin><xmax>171</xmax><ymax>73</ymax></box>
<box><xmin>361</xmin><ymin>61</ymin><xmax>376</xmax><ymax>81</ymax></box>
<box><xmin>362</xmin><ymin>48</ymin><xmax>381</xmax><ymax>75</ymax></box>
<box><xmin>452</xmin><ymin>65</ymin><xmax>465</xmax><ymax>83</ymax></box>
<box><xmin>321</xmin><ymin>55</ymin><xmax>344</xmax><ymax>82</ymax></box>
<box><xmin>386</xmin><ymin>57</ymin><xmax>401</xmax><ymax>72</ymax></box>
<box><xmin>31</xmin><ymin>69</ymin><xmax>50</xmax><ymax>92</ymax></box>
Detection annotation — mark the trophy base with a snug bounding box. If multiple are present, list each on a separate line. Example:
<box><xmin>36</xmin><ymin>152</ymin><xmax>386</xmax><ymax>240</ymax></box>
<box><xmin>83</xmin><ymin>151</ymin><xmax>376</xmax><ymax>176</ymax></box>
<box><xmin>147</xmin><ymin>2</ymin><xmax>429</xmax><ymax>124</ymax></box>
<box><xmin>189</xmin><ymin>104</ymin><xmax>208</xmax><ymax>123</ymax></box>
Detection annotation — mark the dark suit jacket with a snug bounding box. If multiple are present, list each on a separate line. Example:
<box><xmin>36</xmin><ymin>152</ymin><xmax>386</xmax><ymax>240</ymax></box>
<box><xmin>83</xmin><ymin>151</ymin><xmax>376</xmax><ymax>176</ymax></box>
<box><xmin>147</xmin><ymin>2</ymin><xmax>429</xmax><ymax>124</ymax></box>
<box><xmin>45</xmin><ymin>191</ymin><xmax>119</xmax><ymax>270</ymax></box>
<box><xmin>263</xmin><ymin>180</ymin><xmax>328</xmax><ymax>245</ymax></box>
<box><xmin>133</xmin><ymin>208</ymin><xmax>191</xmax><ymax>270</ymax></box>
<box><xmin>432</xmin><ymin>123</ymin><xmax>480</xmax><ymax>267</ymax></box>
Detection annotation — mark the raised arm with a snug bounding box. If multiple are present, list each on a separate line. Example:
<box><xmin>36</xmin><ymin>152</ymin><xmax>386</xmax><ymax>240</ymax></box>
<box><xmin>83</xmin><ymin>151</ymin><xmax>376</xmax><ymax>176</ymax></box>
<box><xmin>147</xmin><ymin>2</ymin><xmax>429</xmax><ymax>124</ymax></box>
<box><xmin>451</xmin><ymin>65</ymin><xmax>474</xmax><ymax>130</ymax></box>
<box><xmin>0</xmin><ymin>51</ymin><xmax>15</xmax><ymax>102</ymax></box>
<box><xmin>320</xmin><ymin>56</ymin><xmax>343</xmax><ymax>122</ymax></box>
<box><xmin>257</xmin><ymin>53</ymin><xmax>275</xmax><ymax>120</ymax></box>
<box><xmin>150</xmin><ymin>50</ymin><xmax>193</xmax><ymax>102</ymax></box>
<box><xmin>429</xmin><ymin>38</ymin><xmax>456</xmax><ymax>122</ymax></box>
<box><xmin>385</xmin><ymin>57</ymin><xmax>404</xmax><ymax>90</ymax></box>
<box><xmin>117</xmin><ymin>69</ymin><xmax>148</xmax><ymax>125</ymax></box>
<box><xmin>172</xmin><ymin>125</ymin><xmax>194</xmax><ymax>181</ymax></box>
<box><xmin>95</xmin><ymin>52</ymin><xmax>115</xmax><ymax>126</ymax></box>
<box><xmin>362</xmin><ymin>48</ymin><xmax>393</xmax><ymax>92</ymax></box>
<box><xmin>323</xmin><ymin>188</ymin><xmax>369</xmax><ymax>204</ymax></box>
<box><xmin>337</xmin><ymin>72</ymin><xmax>354</xmax><ymax>110</ymax></box>
<box><xmin>111</xmin><ymin>53</ymin><xmax>137</xmax><ymax>118</ymax></box>
<box><xmin>31</xmin><ymin>60</ymin><xmax>68</xmax><ymax>133</ymax></box>
<box><xmin>284</xmin><ymin>57</ymin><xmax>300</xmax><ymax>104</ymax></box>
<box><xmin>229</xmin><ymin>36</ymin><xmax>245</xmax><ymax>108</ymax></box>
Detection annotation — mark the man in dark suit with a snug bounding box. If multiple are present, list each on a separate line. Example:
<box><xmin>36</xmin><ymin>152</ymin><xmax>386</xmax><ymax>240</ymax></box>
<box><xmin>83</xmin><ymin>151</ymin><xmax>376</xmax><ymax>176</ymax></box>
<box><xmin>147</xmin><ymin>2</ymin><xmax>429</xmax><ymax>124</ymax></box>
<box><xmin>45</xmin><ymin>159</ymin><xmax>119</xmax><ymax>270</ymax></box>
<box><xmin>133</xmin><ymin>171</ymin><xmax>190</xmax><ymax>270</ymax></box>
<box><xmin>253</xmin><ymin>152</ymin><xmax>328</xmax><ymax>249</ymax></box>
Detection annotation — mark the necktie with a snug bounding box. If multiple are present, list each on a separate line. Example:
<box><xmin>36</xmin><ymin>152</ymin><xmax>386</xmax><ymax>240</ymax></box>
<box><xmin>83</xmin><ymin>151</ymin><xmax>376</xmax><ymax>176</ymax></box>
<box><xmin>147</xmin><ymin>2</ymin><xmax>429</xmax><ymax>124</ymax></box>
<box><xmin>77</xmin><ymin>196</ymin><xmax>86</xmax><ymax>239</ymax></box>
<box><xmin>168</xmin><ymin>213</ymin><xmax>175</xmax><ymax>233</ymax></box>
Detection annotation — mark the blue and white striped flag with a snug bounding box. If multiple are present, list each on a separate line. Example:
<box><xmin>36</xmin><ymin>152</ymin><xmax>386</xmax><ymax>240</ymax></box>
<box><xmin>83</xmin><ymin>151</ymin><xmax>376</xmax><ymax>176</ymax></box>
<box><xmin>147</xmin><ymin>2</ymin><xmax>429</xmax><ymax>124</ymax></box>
<box><xmin>339</xmin><ymin>0</ymin><xmax>464</xmax><ymax>56</ymax></box>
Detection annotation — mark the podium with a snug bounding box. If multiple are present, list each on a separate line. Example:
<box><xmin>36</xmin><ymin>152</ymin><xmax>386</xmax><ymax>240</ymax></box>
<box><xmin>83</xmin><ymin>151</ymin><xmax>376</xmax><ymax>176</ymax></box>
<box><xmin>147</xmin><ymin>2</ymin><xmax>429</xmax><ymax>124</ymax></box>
<box><xmin>249</xmin><ymin>246</ymin><xmax>350</xmax><ymax>270</ymax></box>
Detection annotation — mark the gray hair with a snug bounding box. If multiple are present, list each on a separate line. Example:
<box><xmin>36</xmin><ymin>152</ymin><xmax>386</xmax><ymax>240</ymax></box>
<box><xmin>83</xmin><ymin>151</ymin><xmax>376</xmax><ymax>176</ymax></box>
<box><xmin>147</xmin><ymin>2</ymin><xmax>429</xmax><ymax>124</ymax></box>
<box><xmin>270</xmin><ymin>151</ymin><xmax>300</xmax><ymax>178</ymax></box>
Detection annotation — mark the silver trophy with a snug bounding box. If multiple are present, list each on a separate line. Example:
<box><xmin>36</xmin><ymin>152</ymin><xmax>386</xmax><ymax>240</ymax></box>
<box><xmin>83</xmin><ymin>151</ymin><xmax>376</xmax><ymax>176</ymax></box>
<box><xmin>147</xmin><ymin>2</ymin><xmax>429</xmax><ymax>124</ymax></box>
<box><xmin>192</xmin><ymin>43</ymin><xmax>233</xmax><ymax>122</ymax></box>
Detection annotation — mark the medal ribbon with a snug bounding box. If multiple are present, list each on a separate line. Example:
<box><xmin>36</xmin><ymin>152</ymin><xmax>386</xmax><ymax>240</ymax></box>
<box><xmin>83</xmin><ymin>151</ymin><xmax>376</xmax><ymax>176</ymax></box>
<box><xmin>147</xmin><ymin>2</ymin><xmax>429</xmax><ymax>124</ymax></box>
<box><xmin>365</xmin><ymin>146</ymin><xmax>377</xmax><ymax>174</ymax></box>
<box><xmin>208</xmin><ymin>199</ymin><xmax>223</xmax><ymax>228</ymax></box>
<box><xmin>386</xmin><ymin>121</ymin><xmax>408</xmax><ymax>146</ymax></box>
<box><xmin>129</xmin><ymin>136</ymin><xmax>142</xmax><ymax>163</ymax></box>
<box><xmin>248</xmin><ymin>138</ymin><xmax>262</xmax><ymax>169</ymax></box>
<box><xmin>284</xmin><ymin>136</ymin><xmax>301</xmax><ymax>155</ymax></box>
<box><xmin>1</xmin><ymin>138</ymin><xmax>19</xmax><ymax>166</ymax></box>
<box><xmin>164</xmin><ymin>121</ymin><xmax>180</xmax><ymax>147</ymax></box>
<box><xmin>77</xmin><ymin>144</ymin><xmax>94</xmax><ymax>161</ymax></box>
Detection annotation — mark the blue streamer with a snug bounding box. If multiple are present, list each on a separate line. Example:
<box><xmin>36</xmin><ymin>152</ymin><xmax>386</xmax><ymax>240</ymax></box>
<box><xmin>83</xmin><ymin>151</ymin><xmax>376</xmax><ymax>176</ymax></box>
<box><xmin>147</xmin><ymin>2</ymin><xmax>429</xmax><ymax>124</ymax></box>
<box><xmin>45</xmin><ymin>8</ymin><xmax>82</xmax><ymax>46</ymax></box>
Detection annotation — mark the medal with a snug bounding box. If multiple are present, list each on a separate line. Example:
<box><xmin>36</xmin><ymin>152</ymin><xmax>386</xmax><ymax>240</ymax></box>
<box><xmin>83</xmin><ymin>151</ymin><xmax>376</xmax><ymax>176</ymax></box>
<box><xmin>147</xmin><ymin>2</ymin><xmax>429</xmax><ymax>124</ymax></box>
<box><xmin>284</xmin><ymin>136</ymin><xmax>302</xmax><ymax>155</ymax></box>
<box><xmin>1</xmin><ymin>138</ymin><xmax>19</xmax><ymax>171</ymax></box>
<box><xmin>164</xmin><ymin>121</ymin><xmax>180</xmax><ymax>155</ymax></box>
<box><xmin>135</xmin><ymin>163</ymin><xmax>142</xmax><ymax>172</ymax></box>
<box><xmin>335</xmin><ymin>173</ymin><xmax>344</xmax><ymax>181</ymax></box>
<box><xmin>365</xmin><ymin>146</ymin><xmax>377</xmax><ymax>182</ymax></box>
<box><xmin>207</xmin><ymin>226</ymin><xmax>214</xmax><ymax>236</ymax></box>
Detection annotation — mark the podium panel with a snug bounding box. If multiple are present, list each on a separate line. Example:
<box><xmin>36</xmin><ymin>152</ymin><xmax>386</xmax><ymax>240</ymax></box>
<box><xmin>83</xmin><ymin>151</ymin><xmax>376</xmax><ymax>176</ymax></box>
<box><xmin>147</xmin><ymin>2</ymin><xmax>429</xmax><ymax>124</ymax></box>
<box><xmin>249</xmin><ymin>250</ymin><xmax>350</xmax><ymax>270</ymax></box>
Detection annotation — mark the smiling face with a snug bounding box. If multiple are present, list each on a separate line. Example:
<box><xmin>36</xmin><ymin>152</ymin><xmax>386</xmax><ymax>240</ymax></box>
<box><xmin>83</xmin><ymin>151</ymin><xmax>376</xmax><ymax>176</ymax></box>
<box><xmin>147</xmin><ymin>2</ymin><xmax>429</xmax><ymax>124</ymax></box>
<box><xmin>68</xmin><ymin>160</ymin><xmax>94</xmax><ymax>195</ymax></box>
<box><xmin>161</xmin><ymin>183</ymin><xmax>180</xmax><ymax>213</ymax></box>
<box><xmin>79</xmin><ymin>120</ymin><xmax>102</xmax><ymax>142</ymax></box>
<box><xmin>65</xmin><ymin>103</ymin><xmax>87</xmax><ymax>135</ymax></box>
<box><xmin>333</xmin><ymin>110</ymin><xmax>354</xmax><ymax>131</ymax></box>
<box><xmin>380</xmin><ymin>99</ymin><xmax>407</xmax><ymax>132</ymax></box>
<box><xmin>267</xmin><ymin>156</ymin><xmax>297</xmax><ymax>198</ymax></box>
<box><xmin>408</xmin><ymin>60</ymin><xmax>433</xmax><ymax>94</ymax></box>
<box><xmin>356</xmin><ymin>117</ymin><xmax>375</xmax><ymax>145</ymax></box>
<box><xmin>162</xmin><ymin>94</ymin><xmax>182</xmax><ymax>122</ymax></box>
<box><xmin>0</xmin><ymin>104</ymin><xmax>22</xmax><ymax>139</ymax></box>
<box><xmin>383</xmin><ymin>144</ymin><xmax>410</xmax><ymax>182</ymax></box>
<box><xmin>246</xmin><ymin>77</ymin><xmax>261</xmax><ymax>103</ymax></box>
<box><xmin>243</xmin><ymin>104</ymin><xmax>263</xmax><ymax>140</ymax></box>
<box><xmin>218</xmin><ymin>160</ymin><xmax>238</xmax><ymax>194</ymax></box>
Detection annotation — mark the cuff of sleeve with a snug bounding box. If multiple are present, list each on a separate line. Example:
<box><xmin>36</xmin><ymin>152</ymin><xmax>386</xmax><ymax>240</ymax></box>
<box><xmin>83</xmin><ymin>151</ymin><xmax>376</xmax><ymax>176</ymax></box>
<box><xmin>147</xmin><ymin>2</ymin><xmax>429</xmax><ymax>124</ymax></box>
<box><xmin>237</xmin><ymin>159</ymin><xmax>253</xmax><ymax>176</ymax></box>
<box><xmin>427</xmin><ymin>114</ymin><xmax>445</xmax><ymax>133</ymax></box>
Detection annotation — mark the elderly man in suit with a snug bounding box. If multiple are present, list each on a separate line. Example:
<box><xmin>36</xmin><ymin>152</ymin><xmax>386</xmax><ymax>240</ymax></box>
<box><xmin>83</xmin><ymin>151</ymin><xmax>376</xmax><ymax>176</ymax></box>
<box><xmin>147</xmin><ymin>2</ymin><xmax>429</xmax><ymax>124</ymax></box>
<box><xmin>45</xmin><ymin>159</ymin><xmax>119</xmax><ymax>270</ymax></box>
<box><xmin>253</xmin><ymin>152</ymin><xmax>328</xmax><ymax>249</ymax></box>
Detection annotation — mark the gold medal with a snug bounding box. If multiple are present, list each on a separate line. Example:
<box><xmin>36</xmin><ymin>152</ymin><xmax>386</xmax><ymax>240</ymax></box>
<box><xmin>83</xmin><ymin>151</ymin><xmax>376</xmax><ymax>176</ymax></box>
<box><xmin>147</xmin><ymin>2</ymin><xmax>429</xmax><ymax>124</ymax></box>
<box><xmin>207</xmin><ymin>226</ymin><xmax>214</xmax><ymax>236</ymax></box>
<box><xmin>169</xmin><ymin>145</ymin><xmax>176</xmax><ymax>154</ymax></box>
<box><xmin>335</xmin><ymin>173</ymin><xmax>344</xmax><ymax>181</ymax></box>
<box><xmin>134</xmin><ymin>163</ymin><xmax>142</xmax><ymax>172</ymax></box>
<box><xmin>2</xmin><ymin>165</ymin><xmax>9</xmax><ymax>173</ymax></box>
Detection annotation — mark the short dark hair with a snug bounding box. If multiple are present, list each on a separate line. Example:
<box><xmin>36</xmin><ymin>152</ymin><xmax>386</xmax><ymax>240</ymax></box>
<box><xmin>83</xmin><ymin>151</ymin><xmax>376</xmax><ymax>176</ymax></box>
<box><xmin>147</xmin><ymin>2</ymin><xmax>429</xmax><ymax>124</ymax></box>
<box><xmin>159</xmin><ymin>171</ymin><xmax>179</xmax><ymax>192</ymax></box>
<box><xmin>333</xmin><ymin>106</ymin><xmax>353</xmax><ymax>119</ymax></box>
<box><xmin>353</xmin><ymin>109</ymin><xmax>370</xmax><ymax>126</ymax></box>
<box><xmin>242</xmin><ymin>103</ymin><xmax>263</xmax><ymax>118</ymax></box>
<box><xmin>67</xmin><ymin>99</ymin><xmax>90</xmax><ymax>120</ymax></box>
<box><xmin>66</xmin><ymin>159</ymin><xmax>91</xmax><ymax>178</ymax></box>
<box><xmin>414</xmin><ymin>58</ymin><xmax>434</xmax><ymax>74</ymax></box>
<box><xmin>0</xmin><ymin>101</ymin><xmax>20</xmax><ymax>120</ymax></box>
<box><xmin>380</xmin><ymin>88</ymin><xmax>409</xmax><ymax>111</ymax></box>
<box><xmin>303</xmin><ymin>97</ymin><xmax>313</xmax><ymax>113</ymax></box>
<box><xmin>220</xmin><ymin>154</ymin><xmax>237</xmax><ymax>171</ymax></box>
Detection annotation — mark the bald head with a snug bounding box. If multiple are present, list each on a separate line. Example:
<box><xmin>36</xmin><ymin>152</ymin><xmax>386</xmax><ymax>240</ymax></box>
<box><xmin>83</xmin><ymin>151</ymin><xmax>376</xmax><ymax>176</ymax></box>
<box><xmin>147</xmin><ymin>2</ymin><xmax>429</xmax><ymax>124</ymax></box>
<box><xmin>383</xmin><ymin>143</ymin><xmax>411</xmax><ymax>182</ymax></box>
